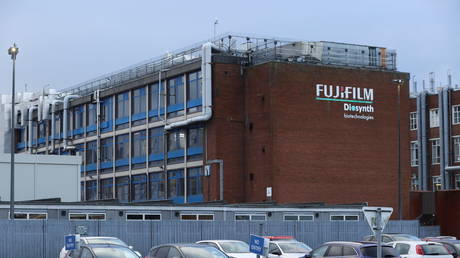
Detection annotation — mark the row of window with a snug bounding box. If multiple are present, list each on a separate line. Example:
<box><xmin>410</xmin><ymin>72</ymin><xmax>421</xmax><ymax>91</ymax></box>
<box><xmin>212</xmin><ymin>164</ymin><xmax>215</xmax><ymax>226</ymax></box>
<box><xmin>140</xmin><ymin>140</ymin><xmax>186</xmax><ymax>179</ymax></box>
<box><xmin>410</xmin><ymin>137</ymin><xmax>460</xmax><ymax>166</ymax></box>
<box><xmin>411</xmin><ymin>174</ymin><xmax>460</xmax><ymax>191</ymax></box>
<box><xmin>410</xmin><ymin>106</ymin><xmax>460</xmax><ymax>131</ymax></box>
<box><xmin>8</xmin><ymin>212</ymin><xmax>358</xmax><ymax>221</ymax></box>
<box><xmin>16</xmin><ymin>71</ymin><xmax>202</xmax><ymax>147</ymax></box>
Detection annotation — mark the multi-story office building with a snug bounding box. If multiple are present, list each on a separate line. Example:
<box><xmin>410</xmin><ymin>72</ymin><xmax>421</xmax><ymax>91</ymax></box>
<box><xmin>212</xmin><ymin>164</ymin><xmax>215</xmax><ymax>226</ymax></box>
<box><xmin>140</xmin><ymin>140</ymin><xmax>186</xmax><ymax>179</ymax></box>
<box><xmin>8</xmin><ymin>35</ymin><xmax>410</xmax><ymax>217</ymax></box>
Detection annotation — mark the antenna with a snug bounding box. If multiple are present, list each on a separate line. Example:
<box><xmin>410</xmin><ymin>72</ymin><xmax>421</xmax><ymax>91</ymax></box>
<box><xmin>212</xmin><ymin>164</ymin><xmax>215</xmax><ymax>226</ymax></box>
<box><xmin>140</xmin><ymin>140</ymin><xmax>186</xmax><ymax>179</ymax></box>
<box><xmin>213</xmin><ymin>18</ymin><xmax>219</xmax><ymax>39</ymax></box>
<box><xmin>429</xmin><ymin>72</ymin><xmax>435</xmax><ymax>92</ymax></box>
<box><xmin>448</xmin><ymin>70</ymin><xmax>452</xmax><ymax>87</ymax></box>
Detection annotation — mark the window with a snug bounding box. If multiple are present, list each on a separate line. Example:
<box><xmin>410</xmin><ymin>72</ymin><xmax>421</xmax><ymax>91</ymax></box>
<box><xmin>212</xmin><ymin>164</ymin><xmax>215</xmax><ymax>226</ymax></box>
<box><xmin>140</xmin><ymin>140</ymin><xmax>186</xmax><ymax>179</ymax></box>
<box><xmin>395</xmin><ymin>243</ymin><xmax>411</xmax><ymax>255</ymax></box>
<box><xmin>188</xmin><ymin>71</ymin><xmax>202</xmax><ymax>101</ymax></box>
<box><xmin>330</xmin><ymin>215</ymin><xmax>359</xmax><ymax>221</ymax></box>
<box><xmin>453</xmin><ymin>105</ymin><xmax>460</xmax><ymax>125</ymax></box>
<box><xmin>132</xmin><ymin>131</ymin><xmax>146</xmax><ymax>158</ymax></box>
<box><xmin>149</xmin><ymin>172</ymin><xmax>166</xmax><ymax>200</ymax></box>
<box><xmin>100</xmin><ymin>138</ymin><xmax>113</xmax><ymax>163</ymax></box>
<box><xmin>73</xmin><ymin>106</ymin><xmax>84</xmax><ymax>129</ymax></box>
<box><xmin>456</xmin><ymin>174</ymin><xmax>460</xmax><ymax>189</ymax></box>
<box><xmin>132</xmin><ymin>87</ymin><xmax>146</xmax><ymax>114</ymax></box>
<box><xmin>86</xmin><ymin>141</ymin><xmax>97</xmax><ymax>165</ymax></box>
<box><xmin>188</xmin><ymin>127</ymin><xmax>204</xmax><ymax>148</ymax></box>
<box><xmin>432</xmin><ymin>176</ymin><xmax>441</xmax><ymax>191</ymax></box>
<box><xmin>101</xmin><ymin>96</ymin><xmax>113</xmax><ymax>123</ymax></box>
<box><xmin>430</xmin><ymin>108</ymin><xmax>439</xmax><ymax>128</ymax></box>
<box><xmin>168</xmin><ymin>169</ymin><xmax>184</xmax><ymax>198</ymax></box>
<box><xmin>454</xmin><ymin>137</ymin><xmax>460</xmax><ymax>162</ymax></box>
<box><xmin>327</xmin><ymin>246</ymin><xmax>342</xmax><ymax>256</ymax></box>
<box><xmin>87</xmin><ymin>103</ymin><xmax>97</xmax><ymax>126</ymax></box>
<box><xmin>411</xmin><ymin>141</ymin><xmax>418</xmax><ymax>166</ymax></box>
<box><xmin>283</xmin><ymin>214</ymin><xmax>314</xmax><ymax>221</ymax></box>
<box><xmin>342</xmin><ymin>246</ymin><xmax>357</xmax><ymax>256</ymax></box>
<box><xmin>116</xmin><ymin>92</ymin><xmax>129</xmax><ymax>119</ymax></box>
<box><xmin>187</xmin><ymin>167</ymin><xmax>203</xmax><ymax>196</ymax></box>
<box><xmin>116</xmin><ymin>176</ymin><xmax>130</xmax><ymax>202</ymax></box>
<box><xmin>9</xmin><ymin>212</ymin><xmax>47</xmax><ymax>220</ymax></box>
<box><xmin>149</xmin><ymin>127</ymin><xmax>164</xmax><ymax>155</ymax></box>
<box><xmin>311</xmin><ymin>245</ymin><xmax>328</xmax><ymax>258</ymax></box>
<box><xmin>126</xmin><ymin>213</ymin><xmax>161</xmax><ymax>221</ymax></box>
<box><xmin>100</xmin><ymin>178</ymin><xmax>113</xmax><ymax>200</ymax></box>
<box><xmin>168</xmin><ymin>130</ymin><xmax>186</xmax><ymax>152</ymax></box>
<box><xmin>431</xmin><ymin>139</ymin><xmax>441</xmax><ymax>164</ymax></box>
<box><xmin>180</xmin><ymin>214</ymin><xmax>214</xmax><ymax>221</ymax></box>
<box><xmin>410</xmin><ymin>112</ymin><xmax>417</xmax><ymax>130</ymax></box>
<box><xmin>235</xmin><ymin>214</ymin><xmax>266</xmax><ymax>221</ymax></box>
<box><xmin>116</xmin><ymin>134</ymin><xmax>129</xmax><ymax>160</ymax></box>
<box><xmin>86</xmin><ymin>180</ymin><xmax>97</xmax><ymax>201</ymax></box>
<box><xmin>131</xmin><ymin>174</ymin><xmax>147</xmax><ymax>201</ymax></box>
<box><xmin>411</xmin><ymin>174</ymin><xmax>419</xmax><ymax>191</ymax></box>
<box><xmin>168</xmin><ymin>76</ymin><xmax>184</xmax><ymax>106</ymax></box>
<box><xmin>150</xmin><ymin>82</ymin><xmax>165</xmax><ymax>112</ymax></box>
<box><xmin>69</xmin><ymin>213</ymin><xmax>106</xmax><ymax>221</ymax></box>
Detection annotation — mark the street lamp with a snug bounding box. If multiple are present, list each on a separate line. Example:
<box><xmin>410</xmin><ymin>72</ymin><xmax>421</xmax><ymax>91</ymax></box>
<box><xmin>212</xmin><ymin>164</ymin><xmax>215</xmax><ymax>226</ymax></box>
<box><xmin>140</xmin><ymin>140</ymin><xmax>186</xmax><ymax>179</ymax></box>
<box><xmin>8</xmin><ymin>43</ymin><xmax>18</xmax><ymax>220</ymax></box>
<box><xmin>392</xmin><ymin>79</ymin><xmax>403</xmax><ymax>221</ymax></box>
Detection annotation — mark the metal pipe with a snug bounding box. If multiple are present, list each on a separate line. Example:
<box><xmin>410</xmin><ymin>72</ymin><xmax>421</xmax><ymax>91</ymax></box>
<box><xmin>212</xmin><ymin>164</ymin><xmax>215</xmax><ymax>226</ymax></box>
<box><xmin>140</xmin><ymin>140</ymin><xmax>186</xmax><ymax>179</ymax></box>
<box><xmin>421</xmin><ymin>92</ymin><xmax>428</xmax><ymax>190</ymax></box>
<box><xmin>416</xmin><ymin>94</ymin><xmax>423</xmax><ymax>190</ymax></box>
<box><xmin>51</xmin><ymin>99</ymin><xmax>63</xmax><ymax>152</ymax></box>
<box><xmin>28</xmin><ymin>105</ymin><xmax>38</xmax><ymax>153</ymax></box>
<box><xmin>443</xmin><ymin>88</ymin><xmax>451</xmax><ymax>189</ymax></box>
<box><xmin>445</xmin><ymin>166</ymin><xmax>460</xmax><ymax>171</ymax></box>
<box><xmin>9</xmin><ymin>45</ymin><xmax>17</xmax><ymax>220</ymax></box>
<box><xmin>207</xmin><ymin>159</ymin><xmax>224</xmax><ymax>201</ymax></box>
<box><xmin>63</xmin><ymin>95</ymin><xmax>79</xmax><ymax>149</ymax></box>
<box><xmin>438</xmin><ymin>88</ymin><xmax>446</xmax><ymax>189</ymax></box>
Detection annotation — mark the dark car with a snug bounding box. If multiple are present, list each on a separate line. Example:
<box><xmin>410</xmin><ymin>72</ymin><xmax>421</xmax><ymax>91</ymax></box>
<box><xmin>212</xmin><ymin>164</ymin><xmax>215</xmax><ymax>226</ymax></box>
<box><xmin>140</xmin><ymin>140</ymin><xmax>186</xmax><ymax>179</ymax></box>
<box><xmin>363</xmin><ymin>234</ymin><xmax>421</xmax><ymax>243</ymax></box>
<box><xmin>423</xmin><ymin>240</ymin><xmax>460</xmax><ymax>258</ymax></box>
<box><xmin>305</xmin><ymin>241</ymin><xmax>400</xmax><ymax>258</ymax></box>
<box><xmin>146</xmin><ymin>243</ymin><xmax>230</xmax><ymax>258</ymax></box>
<box><xmin>65</xmin><ymin>243</ymin><xmax>141</xmax><ymax>258</ymax></box>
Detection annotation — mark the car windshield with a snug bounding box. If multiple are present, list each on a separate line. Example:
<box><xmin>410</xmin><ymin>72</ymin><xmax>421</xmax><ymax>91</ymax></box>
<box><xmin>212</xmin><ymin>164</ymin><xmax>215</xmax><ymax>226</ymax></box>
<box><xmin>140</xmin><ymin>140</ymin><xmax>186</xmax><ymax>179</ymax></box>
<box><xmin>454</xmin><ymin>244</ymin><xmax>460</xmax><ymax>251</ymax></box>
<box><xmin>360</xmin><ymin>246</ymin><xmax>400</xmax><ymax>257</ymax></box>
<box><xmin>92</xmin><ymin>246</ymin><xmax>139</xmax><ymax>258</ymax></box>
<box><xmin>392</xmin><ymin>235</ymin><xmax>421</xmax><ymax>241</ymax></box>
<box><xmin>181</xmin><ymin>246</ymin><xmax>229</xmax><ymax>258</ymax></box>
<box><xmin>85</xmin><ymin>238</ymin><xmax>128</xmax><ymax>246</ymax></box>
<box><xmin>422</xmin><ymin>245</ymin><xmax>449</xmax><ymax>255</ymax></box>
<box><xmin>219</xmin><ymin>242</ymin><xmax>250</xmax><ymax>253</ymax></box>
<box><xmin>278</xmin><ymin>242</ymin><xmax>312</xmax><ymax>253</ymax></box>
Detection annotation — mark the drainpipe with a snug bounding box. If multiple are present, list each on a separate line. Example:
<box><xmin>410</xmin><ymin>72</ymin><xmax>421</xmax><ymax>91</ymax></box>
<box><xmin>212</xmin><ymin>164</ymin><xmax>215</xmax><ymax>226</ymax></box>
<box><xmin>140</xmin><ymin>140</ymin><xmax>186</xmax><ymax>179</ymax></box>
<box><xmin>63</xmin><ymin>95</ymin><xmax>79</xmax><ymax>149</ymax></box>
<box><xmin>164</xmin><ymin>42</ymin><xmax>220</xmax><ymax>130</ymax></box>
<box><xmin>37</xmin><ymin>95</ymin><xmax>44</xmax><ymax>121</ymax></box>
<box><xmin>28</xmin><ymin>105</ymin><xmax>38</xmax><ymax>153</ymax></box>
<box><xmin>207</xmin><ymin>159</ymin><xmax>224</xmax><ymax>201</ymax></box>
<box><xmin>442</xmin><ymin>88</ymin><xmax>451</xmax><ymax>189</ymax></box>
<box><xmin>51</xmin><ymin>99</ymin><xmax>63</xmax><ymax>152</ymax></box>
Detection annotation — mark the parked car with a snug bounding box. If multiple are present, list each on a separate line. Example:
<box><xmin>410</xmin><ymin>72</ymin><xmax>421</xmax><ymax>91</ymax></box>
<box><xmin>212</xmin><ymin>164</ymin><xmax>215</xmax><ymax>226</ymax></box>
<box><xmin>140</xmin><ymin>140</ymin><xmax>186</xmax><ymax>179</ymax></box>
<box><xmin>146</xmin><ymin>243</ymin><xmax>230</xmax><ymax>258</ymax></box>
<box><xmin>390</xmin><ymin>241</ymin><xmax>452</xmax><ymax>258</ymax></box>
<box><xmin>64</xmin><ymin>243</ymin><xmax>141</xmax><ymax>258</ymax></box>
<box><xmin>363</xmin><ymin>233</ymin><xmax>421</xmax><ymax>243</ymax></box>
<box><xmin>306</xmin><ymin>241</ymin><xmax>400</xmax><ymax>258</ymax></box>
<box><xmin>266</xmin><ymin>236</ymin><xmax>312</xmax><ymax>258</ymax></box>
<box><xmin>423</xmin><ymin>237</ymin><xmax>458</xmax><ymax>241</ymax></box>
<box><xmin>421</xmin><ymin>240</ymin><xmax>460</xmax><ymax>258</ymax></box>
<box><xmin>59</xmin><ymin>236</ymin><xmax>141</xmax><ymax>258</ymax></box>
<box><xmin>197</xmin><ymin>240</ymin><xmax>257</xmax><ymax>258</ymax></box>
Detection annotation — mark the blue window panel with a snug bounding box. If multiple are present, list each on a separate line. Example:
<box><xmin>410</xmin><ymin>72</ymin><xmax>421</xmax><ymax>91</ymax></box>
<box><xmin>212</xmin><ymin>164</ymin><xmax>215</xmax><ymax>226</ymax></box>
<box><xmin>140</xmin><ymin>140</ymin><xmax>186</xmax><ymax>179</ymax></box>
<box><xmin>149</xmin><ymin>153</ymin><xmax>164</xmax><ymax>161</ymax></box>
<box><xmin>168</xmin><ymin>149</ymin><xmax>184</xmax><ymax>159</ymax></box>
<box><xmin>86</xmin><ymin>163</ymin><xmax>97</xmax><ymax>171</ymax></box>
<box><xmin>132</xmin><ymin>178</ymin><xmax>147</xmax><ymax>185</ymax></box>
<box><xmin>31</xmin><ymin>140</ymin><xmax>37</xmax><ymax>145</ymax></box>
<box><xmin>131</xmin><ymin>112</ymin><xmax>146</xmax><ymax>121</ymax></box>
<box><xmin>16</xmin><ymin>142</ymin><xmax>25</xmax><ymax>149</ymax></box>
<box><xmin>100</xmin><ymin>161</ymin><xmax>113</xmax><ymax>169</ymax></box>
<box><xmin>188</xmin><ymin>194</ymin><xmax>204</xmax><ymax>203</ymax></box>
<box><xmin>80</xmin><ymin>166</ymin><xmax>84</xmax><ymax>172</ymax></box>
<box><xmin>131</xmin><ymin>156</ymin><xmax>146</xmax><ymax>164</ymax></box>
<box><xmin>86</xmin><ymin>124</ymin><xmax>97</xmax><ymax>133</ymax></box>
<box><xmin>38</xmin><ymin>138</ymin><xmax>46</xmax><ymax>144</ymax></box>
<box><xmin>170</xmin><ymin>196</ymin><xmax>185</xmax><ymax>204</ymax></box>
<box><xmin>167</xmin><ymin>103</ymin><xmax>185</xmax><ymax>113</ymax></box>
<box><xmin>187</xmin><ymin>98</ymin><xmax>202</xmax><ymax>108</ymax></box>
<box><xmin>115</xmin><ymin>158</ymin><xmax>129</xmax><ymax>167</ymax></box>
<box><xmin>188</xmin><ymin>146</ymin><xmax>203</xmax><ymax>156</ymax></box>
<box><xmin>101</xmin><ymin>121</ymin><xmax>113</xmax><ymax>133</ymax></box>
<box><xmin>73</xmin><ymin>128</ymin><xmax>84</xmax><ymax>135</ymax></box>
<box><xmin>148</xmin><ymin>108</ymin><xmax>165</xmax><ymax>117</ymax></box>
<box><xmin>115</xmin><ymin>117</ymin><xmax>129</xmax><ymax>125</ymax></box>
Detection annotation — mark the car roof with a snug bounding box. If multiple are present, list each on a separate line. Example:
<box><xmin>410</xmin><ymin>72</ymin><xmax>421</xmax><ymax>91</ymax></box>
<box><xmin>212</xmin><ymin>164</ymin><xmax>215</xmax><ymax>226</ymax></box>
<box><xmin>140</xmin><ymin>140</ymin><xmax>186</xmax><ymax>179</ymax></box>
<box><xmin>390</xmin><ymin>241</ymin><xmax>442</xmax><ymax>245</ymax></box>
<box><xmin>429</xmin><ymin>240</ymin><xmax>460</xmax><ymax>244</ymax></box>
<box><xmin>156</xmin><ymin>243</ymin><xmax>216</xmax><ymax>248</ymax></box>
<box><xmin>198</xmin><ymin>240</ymin><xmax>247</xmax><ymax>243</ymax></box>
<box><xmin>324</xmin><ymin>241</ymin><xmax>392</xmax><ymax>248</ymax></box>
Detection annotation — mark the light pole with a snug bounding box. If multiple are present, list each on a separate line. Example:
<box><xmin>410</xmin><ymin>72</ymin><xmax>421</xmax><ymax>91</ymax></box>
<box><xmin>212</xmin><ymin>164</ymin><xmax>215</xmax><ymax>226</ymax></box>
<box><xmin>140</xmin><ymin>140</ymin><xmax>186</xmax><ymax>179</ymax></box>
<box><xmin>8</xmin><ymin>43</ymin><xmax>18</xmax><ymax>220</ymax></box>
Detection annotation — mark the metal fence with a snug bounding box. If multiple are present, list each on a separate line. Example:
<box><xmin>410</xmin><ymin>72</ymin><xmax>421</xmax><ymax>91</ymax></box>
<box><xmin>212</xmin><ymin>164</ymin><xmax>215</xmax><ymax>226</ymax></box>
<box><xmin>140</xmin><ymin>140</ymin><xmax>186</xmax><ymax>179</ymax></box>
<box><xmin>0</xmin><ymin>220</ymin><xmax>438</xmax><ymax>258</ymax></box>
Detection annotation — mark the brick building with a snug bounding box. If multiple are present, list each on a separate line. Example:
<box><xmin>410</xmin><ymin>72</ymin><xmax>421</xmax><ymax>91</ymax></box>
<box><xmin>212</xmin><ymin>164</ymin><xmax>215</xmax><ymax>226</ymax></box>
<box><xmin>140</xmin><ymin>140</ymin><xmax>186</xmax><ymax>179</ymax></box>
<box><xmin>5</xmin><ymin>35</ymin><xmax>410</xmax><ymax>217</ymax></box>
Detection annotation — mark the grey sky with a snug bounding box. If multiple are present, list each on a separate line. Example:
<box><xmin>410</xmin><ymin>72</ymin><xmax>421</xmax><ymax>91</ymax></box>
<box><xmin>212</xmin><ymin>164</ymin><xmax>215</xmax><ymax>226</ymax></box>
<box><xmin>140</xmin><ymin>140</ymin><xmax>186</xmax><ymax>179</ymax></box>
<box><xmin>0</xmin><ymin>0</ymin><xmax>459</xmax><ymax>94</ymax></box>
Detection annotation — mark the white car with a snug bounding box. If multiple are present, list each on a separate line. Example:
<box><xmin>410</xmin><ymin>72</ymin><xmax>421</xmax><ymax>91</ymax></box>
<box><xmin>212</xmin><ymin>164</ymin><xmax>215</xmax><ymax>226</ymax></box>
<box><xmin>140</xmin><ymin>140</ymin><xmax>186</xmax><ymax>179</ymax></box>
<box><xmin>390</xmin><ymin>241</ymin><xmax>453</xmax><ymax>258</ymax></box>
<box><xmin>266</xmin><ymin>237</ymin><xmax>312</xmax><ymax>258</ymax></box>
<box><xmin>59</xmin><ymin>236</ymin><xmax>141</xmax><ymax>258</ymax></box>
<box><xmin>197</xmin><ymin>240</ymin><xmax>257</xmax><ymax>258</ymax></box>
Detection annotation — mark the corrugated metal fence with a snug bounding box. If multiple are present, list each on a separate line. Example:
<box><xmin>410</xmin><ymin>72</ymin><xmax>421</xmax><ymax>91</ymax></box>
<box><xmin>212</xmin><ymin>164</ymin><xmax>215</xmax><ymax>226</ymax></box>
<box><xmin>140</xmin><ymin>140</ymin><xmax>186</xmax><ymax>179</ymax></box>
<box><xmin>0</xmin><ymin>220</ymin><xmax>439</xmax><ymax>258</ymax></box>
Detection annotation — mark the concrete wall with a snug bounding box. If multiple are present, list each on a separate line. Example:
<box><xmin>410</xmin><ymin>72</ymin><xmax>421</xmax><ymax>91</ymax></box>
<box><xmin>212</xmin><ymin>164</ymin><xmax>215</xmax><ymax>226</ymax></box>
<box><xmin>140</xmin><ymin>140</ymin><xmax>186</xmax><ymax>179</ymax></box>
<box><xmin>0</xmin><ymin>154</ymin><xmax>82</xmax><ymax>202</ymax></box>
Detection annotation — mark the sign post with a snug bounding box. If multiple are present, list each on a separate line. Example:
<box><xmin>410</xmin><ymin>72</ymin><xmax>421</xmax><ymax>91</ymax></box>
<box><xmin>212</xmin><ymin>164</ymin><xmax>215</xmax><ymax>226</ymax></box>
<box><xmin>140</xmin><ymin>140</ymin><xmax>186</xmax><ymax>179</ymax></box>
<box><xmin>65</xmin><ymin>234</ymin><xmax>81</xmax><ymax>251</ymax></box>
<box><xmin>362</xmin><ymin>207</ymin><xmax>393</xmax><ymax>258</ymax></box>
<box><xmin>250</xmin><ymin>234</ymin><xmax>268</xmax><ymax>258</ymax></box>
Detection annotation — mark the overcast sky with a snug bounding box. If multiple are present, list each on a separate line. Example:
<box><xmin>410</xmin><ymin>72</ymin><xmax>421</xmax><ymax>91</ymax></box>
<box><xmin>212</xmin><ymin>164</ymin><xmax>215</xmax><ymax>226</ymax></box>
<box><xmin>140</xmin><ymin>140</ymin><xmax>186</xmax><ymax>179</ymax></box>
<box><xmin>0</xmin><ymin>0</ymin><xmax>458</xmax><ymax>95</ymax></box>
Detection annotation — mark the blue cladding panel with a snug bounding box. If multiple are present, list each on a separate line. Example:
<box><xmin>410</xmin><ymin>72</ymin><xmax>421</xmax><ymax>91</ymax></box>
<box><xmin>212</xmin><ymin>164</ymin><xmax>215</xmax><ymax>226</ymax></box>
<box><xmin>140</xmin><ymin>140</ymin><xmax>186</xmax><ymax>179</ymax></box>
<box><xmin>101</xmin><ymin>161</ymin><xmax>113</xmax><ymax>169</ymax></box>
<box><xmin>115</xmin><ymin>117</ymin><xmax>129</xmax><ymax>125</ymax></box>
<box><xmin>132</xmin><ymin>112</ymin><xmax>146</xmax><ymax>121</ymax></box>
<box><xmin>187</xmin><ymin>98</ymin><xmax>202</xmax><ymax>108</ymax></box>
<box><xmin>86</xmin><ymin>163</ymin><xmax>97</xmax><ymax>171</ymax></box>
<box><xmin>168</xmin><ymin>149</ymin><xmax>184</xmax><ymax>159</ymax></box>
<box><xmin>148</xmin><ymin>108</ymin><xmax>165</xmax><ymax>117</ymax></box>
<box><xmin>115</xmin><ymin>159</ymin><xmax>129</xmax><ymax>167</ymax></box>
<box><xmin>73</xmin><ymin>128</ymin><xmax>84</xmax><ymax>135</ymax></box>
<box><xmin>132</xmin><ymin>156</ymin><xmax>146</xmax><ymax>164</ymax></box>
<box><xmin>171</xmin><ymin>196</ymin><xmax>184</xmax><ymax>204</ymax></box>
<box><xmin>149</xmin><ymin>154</ymin><xmax>164</xmax><ymax>161</ymax></box>
<box><xmin>16</xmin><ymin>142</ymin><xmax>25</xmax><ymax>149</ymax></box>
<box><xmin>167</xmin><ymin>103</ymin><xmax>184</xmax><ymax>113</ymax></box>
<box><xmin>188</xmin><ymin>194</ymin><xmax>204</xmax><ymax>203</ymax></box>
<box><xmin>38</xmin><ymin>138</ymin><xmax>46</xmax><ymax>144</ymax></box>
<box><xmin>86</xmin><ymin>124</ymin><xmax>97</xmax><ymax>132</ymax></box>
<box><xmin>188</xmin><ymin>146</ymin><xmax>203</xmax><ymax>156</ymax></box>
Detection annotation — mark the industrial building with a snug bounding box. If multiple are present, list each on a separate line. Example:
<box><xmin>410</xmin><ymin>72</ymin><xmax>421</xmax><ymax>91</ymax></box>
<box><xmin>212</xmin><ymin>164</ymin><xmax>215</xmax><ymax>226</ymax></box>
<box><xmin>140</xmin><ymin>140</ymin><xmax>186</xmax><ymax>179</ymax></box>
<box><xmin>5</xmin><ymin>34</ymin><xmax>410</xmax><ymax>217</ymax></box>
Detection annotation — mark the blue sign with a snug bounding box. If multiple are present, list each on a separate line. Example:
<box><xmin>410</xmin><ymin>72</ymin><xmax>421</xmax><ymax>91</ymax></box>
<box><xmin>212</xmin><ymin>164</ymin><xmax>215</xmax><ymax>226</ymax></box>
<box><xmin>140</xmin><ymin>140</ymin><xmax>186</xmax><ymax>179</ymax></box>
<box><xmin>65</xmin><ymin>235</ymin><xmax>76</xmax><ymax>251</ymax></box>
<box><xmin>249</xmin><ymin>235</ymin><xmax>266</xmax><ymax>256</ymax></box>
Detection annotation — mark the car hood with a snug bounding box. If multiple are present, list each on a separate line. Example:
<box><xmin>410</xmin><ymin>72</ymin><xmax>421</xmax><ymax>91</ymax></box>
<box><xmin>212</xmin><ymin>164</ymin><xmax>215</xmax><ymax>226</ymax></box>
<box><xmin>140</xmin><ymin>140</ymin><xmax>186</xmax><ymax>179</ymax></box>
<box><xmin>227</xmin><ymin>253</ymin><xmax>258</xmax><ymax>258</ymax></box>
<box><xmin>281</xmin><ymin>253</ymin><xmax>309</xmax><ymax>258</ymax></box>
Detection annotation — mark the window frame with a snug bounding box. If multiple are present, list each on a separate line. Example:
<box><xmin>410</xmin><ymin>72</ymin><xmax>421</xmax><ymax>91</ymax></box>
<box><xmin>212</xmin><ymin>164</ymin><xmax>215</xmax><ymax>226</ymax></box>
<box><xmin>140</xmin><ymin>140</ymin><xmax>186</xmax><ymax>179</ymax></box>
<box><xmin>431</xmin><ymin>138</ymin><xmax>441</xmax><ymax>164</ymax></box>
<box><xmin>283</xmin><ymin>214</ymin><xmax>314</xmax><ymax>221</ymax></box>
<box><xmin>8</xmin><ymin>212</ymin><xmax>48</xmax><ymax>220</ymax></box>
<box><xmin>329</xmin><ymin>214</ymin><xmax>359</xmax><ymax>221</ymax></box>
<box><xmin>453</xmin><ymin>136</ymin><xmax>460</xmax><ymax>163</ymax></box>
<box><xmin>68</xmin><ymin>212</ymin><xmax>106</xmax><ymax>221</ymax></box>
<box><xmin>180</xmin><ymin>213</ymin><xmax>214</xmax><ymax>221</ymax></box>
<box><xmin>410</xmin><ymin>141</ymin><xmax>418</xmax><ymax>167</ymax></box>
<box><xmin>409</xmin><ymin>112</ymin><xmax>417</xmax><ymax>130</ymax></box>
<box><xmin>453</xmin><ymin>105</ymin><xmax>460</xmax><ymax>125</ymax></box>
<box><xmin>429</xmin><ymin>108</ymin><xmax>439</xmax><ymax>128</ymax></box>
<box><xmin>126</xmin><ymin>213</ymin><xmax>161</xmax><ymax>221</ymax></box>
<box><xmin>234</xmin><ymin>214</ymin><xmax>267</xmax><ymax>221</ymax></box>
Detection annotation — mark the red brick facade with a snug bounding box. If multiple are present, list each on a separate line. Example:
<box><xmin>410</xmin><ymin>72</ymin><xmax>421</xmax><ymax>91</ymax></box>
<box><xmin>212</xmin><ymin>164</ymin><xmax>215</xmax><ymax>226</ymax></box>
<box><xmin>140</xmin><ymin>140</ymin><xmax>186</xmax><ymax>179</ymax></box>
<box><xmin>206</xmin><ymin>61</ymin><xmax>411</xmax><ymax>218</ymax></box>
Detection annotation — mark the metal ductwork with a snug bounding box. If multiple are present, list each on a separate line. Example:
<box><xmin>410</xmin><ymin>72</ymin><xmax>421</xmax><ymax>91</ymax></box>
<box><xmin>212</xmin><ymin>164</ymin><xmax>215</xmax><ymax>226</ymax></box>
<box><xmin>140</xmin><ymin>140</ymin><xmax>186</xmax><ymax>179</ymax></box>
<box><xmin>63</xmin><ymin>95</ymin><xmax>79</xmax><ymax>149</ymax></box>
